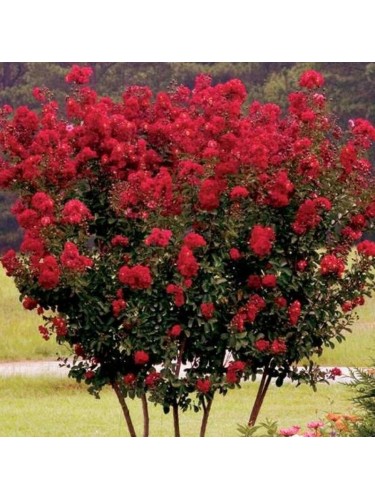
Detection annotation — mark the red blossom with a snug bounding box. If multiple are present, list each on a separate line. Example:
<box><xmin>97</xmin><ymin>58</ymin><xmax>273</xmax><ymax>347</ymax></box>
<box><xmin>134</xmin><ymin>350</ymin><xmax>149</xmax><ymax>365</ymax></box>
<box><xmin>145</xmin><ymin>372</ymin><xmax>162</xmax><ymax>388</ymax></box>
<box><xmin>270</xmin><ymin>338</ymin><xmax>287</xmax><ymax>355</ymax></box>
<box><xmin>123</xmin><ymin>373</ymin><xmax>136</xmax><ymax>386</ymax></box>
<box><xmin>183</xmin><ymin>232</ymin><xmax>207</xmax><ymax>249</ymax></box>
<box><xmin>112</xmin><ymin>298</ymin><xmax>127</xmax><ymax>317</ymax></box>
<box><xmin>166</xmin><ymin>284</ymin><xmax>185</xmax><ymax>307</ymax></box>
<box><xmin>200</xmin><ymin>302</ymin><xmax>215</xmax><ymax>320</ymax></box>
<box><xmin>249</xmin><ymin>225</ymin><xmax>276</xmax><ymax>258</ymax></box>
<box><xmin>320</xmin><ymin>254</ymin><xmax>345</xmax><ymax>277</ymax></box>
<box><xmin>111</xmin><ymin>235</ymin><xmax>130</xmax><ymax>247</ymax></box>
<box><xmin>177</xmin><ymin>245</ymin><xmax>199</xmax><ymax>278</ymax></box>
<box><xmin>38</xmin><ymin>255</ymin><xmax>60</xmax><ymax>289</ymax></box>
<box><xmin>65</xmin><ymin>65</ymin><xmax>93</xmax><ymax>85</ymax></box>
<box><xmin>61</xmin><ymin>242</ymin><xmax>93</xmax><ymax>272</ymax></box>
<box><xmin>230</xmin><ymin>186</ymin><xmax>249</xmax><ymax>200</ymax></box>
<box><xmin>254</xmin><ymin>339</ymin><xmax>270</xmax><ymax>352</ymax></box>
<box><xmin>229</xmin><ymin>248</ymin><xmax>241</xmax><ymax>260</ymax></box>
<box><xmin>168</xmin><ymin>324</ymin><xmax>182</xmax><ymax>338</ymax></box>
<box><xmin>61</xmin><ymin>199</ymin><xmax>93</xmax><ymax>224</ymax></box>
<box><xmin>357</xmin><ymin>240</ymin><xmax>375</xmax><ymax>257</ymax></box>
<box><xmin>118</xmin><ymin>265</ymin><xmax>153</xmax><ymax>289</ymax></box>
<box><xmin>262</xmin><ymin>274</ymin><xmax>277</xmax><ymax>288</ymax></box>
<box><xmin>22</xmin><ymin>297</ymin><xmax>38</xmax><ymax>310</ymax></box>
<box><xmin>145</xmin><ymin>228</ymin><xmax>172</xmax><ymax>247</ymax></box>
<box><xmin>299</xmin><ymin>70</ymin><xmax>325</xmax><ymax>89</ymax></box>
<box><xmin>196</xmin><ymin>378</ymin><xmax>211</xmax><ymax>394</ymax></box>
<box><xmin>288</xmin><ymin>300</ymin><xmax>301</xmax><ymax>326</ymax></box>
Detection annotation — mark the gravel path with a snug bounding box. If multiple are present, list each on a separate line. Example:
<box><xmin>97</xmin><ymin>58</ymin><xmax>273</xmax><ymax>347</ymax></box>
<box><xmin>0</xmin><ymin>360</ymin><xmax>355</xmax><ymax>383</ymax></box>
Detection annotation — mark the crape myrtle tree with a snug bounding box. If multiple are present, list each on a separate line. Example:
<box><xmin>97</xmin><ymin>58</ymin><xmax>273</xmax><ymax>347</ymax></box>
<box><xmin>1</xmin><ymin>66</ymin><xmax>375</xmax><ymax>436</ymax></box>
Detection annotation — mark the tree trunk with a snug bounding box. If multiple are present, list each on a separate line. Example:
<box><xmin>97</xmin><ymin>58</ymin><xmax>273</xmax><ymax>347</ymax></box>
<box><xmin>141</xmin><ymin>393</ymin><xmax>150</xmax><ymax>437</ymax></box>
<box><xmin>248</xmin><ymin>367</ymin><xmax>273</xmax><ymax>427</ymax></box>
<box><xmin>112</xmin><ymin>381</ymin><xmax>137</xmax><ymax>437</ymax></box>
<box><xmin>200</xmin><ymin>396</ymin><xmax>214</xmax><ymax>437</ymax></box>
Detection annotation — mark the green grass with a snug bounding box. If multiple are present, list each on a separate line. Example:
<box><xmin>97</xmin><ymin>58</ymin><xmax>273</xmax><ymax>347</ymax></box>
<box><xmin>0</xmin><ymin>266</ymin><xmax>374</xmax><ymax>365</ymax></box>
<box><xmin>0</xmin><ymin>267</ymin><xmax>69</xmax><ymax>360</ymax></box>
<box><xmin>0</xmin><ymin>376</ymin><xmax>354</xmax><ymax>436</ymax></box>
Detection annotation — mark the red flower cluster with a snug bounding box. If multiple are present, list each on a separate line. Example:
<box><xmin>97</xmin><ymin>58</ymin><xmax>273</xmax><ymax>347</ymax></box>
<box><xmin>292</xmin><ymin>197</ymin><xmax>331</xmax><ymax>235</ymax></box>
<box><xmin>134</xmin><ymin>350</ymin><xmax>149</xmax><ymax>365</ymax></box>
<box><xmin>288</xmin><ymin>300</ymin><xmax>301</xmax><ymax>326</ymax></box>
<box><xmin>183</xmin><ymin>232</ymin><xmax>207</xmax><ymax>249</ymax></box>
<box><xmin>61</xmin><ymin>199</ymin><xmax>93</xmax><ymax>225</ymax></box>
<box><xmin>254</xmin><ymin>338</ymin><xmax>287</xmax><ymax>355</ymax></box>
<box><xmin>167</xmin><ymin>324</ymin><xmax>182</xmax><ymax>338</ymax></box>
<box><xmin>52</xmin><ymin>316</ymin><xmax>67</xmax><ymax>337</ymax></box>
<box><xmin>200</xmin><ymin>302</ymin><xmax>215</xmax><ymax>320</ymax></box>
<box><xmin>145</xmin><ymin>228</ymin><xmax>172</xmax><ymax>247</ymax></box>
<box><xmin>299</xmin><ymin>70</ymin><xmax>325</xmax><ymax>89</ymax></box>
<box><xmin>61</xmin><ymin>242</ymin><xmax>93</xmax><ymax>272</ymax></box>
<box><xmin>249</xmin><ymin>225</ymin><xmax>276</xmax><ymax>258</ymax></box>
<box><xmin>38</xmin><ymin>255</ymin><xmax>60</xmax><ymax>289</ymax></box>
<box><xmin>176</xmin><ymin>245</ymin><xmax>199</xmax><ymax>278</ymax></box>
<box><xmin>166</xmin><ymin>283</ymin><xmax>185</xmax><ymax>307</ymax></box>
<box><xmin>196</xmin><ymin>378</ymin><xmax>211</xmax><ymax>394</ymax></box>
<box><xmin>118</xmin><ymin>265</ymin><xmax>153</xmax><ymax>289</ymax></box>
<box><xmin>22</xmin><ymin>297</ymin><xmax>38</xmax><ymax>310</ymax></box>
<box><xmin>226</xmin><ymin>360</ymin><xmax>246</xmax><ymax>383</ymax></box>
<box><xmin>320</xmin><ymin>254</ymin><xmax>345</xmax><ymax>277</ymax></box>
<box><xmin>112</xmin><ymin>298</ymin><xmax>127</xmax><ymax>317</ymax></box>
<box><xmin>111</xmin><ymin>235</ymin><xmax>129</xmax><ymax>247</ymax></box>
<box><xmin>357</xmin><ymin>240</ymin><xmax>375</xmax><ymax>257</ymax></box>
<box><xmin>232</xmin><ymin>294</ymin><xmax>266</xmax><ymax>332</ymax></box>
<box><xmin>123</xmin><ymin>373</ymin><xmax>137</xmax><ymax>386</ymax></box>
<box><xmin>65</xmin><ymin>65</ymin><xmax>93</xmax><ymax>85</ymax></box>
<box><xmin>145</xmin><ymin>372</ymin><xmax>162</xmax><ymax>388</ymax></box>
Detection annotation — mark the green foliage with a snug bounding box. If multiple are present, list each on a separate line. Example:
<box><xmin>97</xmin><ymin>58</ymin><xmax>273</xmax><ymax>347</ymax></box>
<box><xmin>347</xmin><ymin>364</ymin><xmax>375</xmax><ymax>436</ymax></box>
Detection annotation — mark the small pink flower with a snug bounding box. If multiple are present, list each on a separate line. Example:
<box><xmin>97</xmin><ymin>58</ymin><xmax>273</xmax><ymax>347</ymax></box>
<box><xmin>307</xmin><ymin>420</ymin><xmax>325</xmax><ymax>430</ymax></box>
<box><xmin>303</xmin><ymin>431</ymin><xmax>317</xmax><ymax>437</ymax></box>
<box><xmin>279</xmin><ymin>425</ymin><xmax>300</xmax><ymax>437</ymax></box>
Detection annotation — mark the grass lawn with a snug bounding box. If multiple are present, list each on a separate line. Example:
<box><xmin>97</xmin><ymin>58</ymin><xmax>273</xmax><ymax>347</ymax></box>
<box><xmin>0</xmin><ymin>375</ymin><xmax>355</xmax><ymax>437</ymax></box>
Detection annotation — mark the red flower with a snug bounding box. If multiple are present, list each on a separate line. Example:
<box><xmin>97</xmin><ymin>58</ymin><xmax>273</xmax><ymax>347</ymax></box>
<box><xmin>200</xmin><ymin>302</ymin><xmax>215</xmax><ymax>320</ymax></box>
<box><xmin>249</xmin><ymin>225</ymin><xmax>276</xmax><ymax>258</ymax></box>
<box><xmin>65</xmin><ymin>65</ymin><xmax>93</xmax><ymax>85</ymax></box>
<box><xmin>183</xmin><ymin>232</ymin><xmax>207</xmax><ymax>249</ymax></box>
<box><xmin>123</xmin><ymin>373</ymin><xmax>136</xmax><ymax>386</ymax></box>
<box><xmin>134</xmin><ymin>350</ymin><xmax>149</xmax><ymax>365</ymax></box>
<box><xmin>230</xmin><ymin>186</ymin><xmax>249</xmax><ymax>200</ymax></box>
<box><xmin>177</xmin><ymin>245</ymin><xmax>199</xmax><ymax>278</ymax></box>
<box><xmin>62</xmin><ymin>199</ymin><xmax>93</xmax><ymax>225</ymax></box>
<box><xmin>330</xmin><ymin>367</ymin><xmax>342</xmax><ymax>377</ymax></box>
<box><xmin>229</xmin><ymin>248</ymin><xmax>241</xmax><ymax>260</ymax></box>
<box><xmin>145</xmin><ymin>228</ymin><xmax>172</xmax><ymax>247</ymax></box>
<box><xmin>111</xmin><ymin>235</ymin><xmax>129</xmax><ymax>247</ymax></box>
<box><xmin>22</xmin><ymin>297</ymin><xmax>38</xmax><ymax>310</ymax></box>
<box><xmin>254</xmin><ymin>339</ymin><xmax>270</xmax><ymax>352</ymax></box>
<box><xmin>274</xmin><ymin>296</ymin><xmax>287</xmax><ymax>309</ymax></box>
<box><xmin>52</xmin><ymin>316</ymin><xmax>67</xmax><ymax>336</ymax></box>
<box><xmin>112</xmin><ymin>298</ymin><xmax>127</xmax><ymax>317</ymax></box>
<box><xmin>145</xmin><ymin>372</ymin><xmax>162</xmax><ymax>388</ymax></box>
<box><xmin>299</xmin><ymin>70</ymin><xmax>324</xmax><ymax>89</ymax></box>
<box><xmin>168</xmin><ymin>324</ymin><xmax>182</xmax><ymax>338</ymax></box>
<box><xmin>74</xmin><ymin>344</ymin><xmax>85</xmax><ymax>358</ymax></box>
<box><xmin>61</xmin><ymin>242</ymin><xmax>93</xmax><ymax>272</ymax></box>
<box><xmin>247</xmin><ymin>275</ymin><xmax>261</xmax><ymax>289</ymax></box>
<box><xmin>118</xmin><ymin>265</ymin><xmax>153</xmax><ymax>289</ymax></box>
<box><xmin>296</xmin><ymin>260</ymin><xmax>308</xmax><ymax>272</ymax></box>
<box><xmin>288</xmin><ymin>300</ymin><xmax>301</xmax><ymax>326</ymax></box>
<box><xmin>85</xmin><ymin>370</ymin><xmax>95</xmax><ymax>380</ymax></box>
<box><xmin>320</xmin><ymin>254</ymin><xmax>345</xmax><ymax>277</ymax></box>
<box><xmin>198</xmin><ymin>179</ymin><xmax>221</xmax><ymax>211</ymax></box>
<box><xmin>341</xmin><ymin>301</ymin><xmax>353</xmax><ymax>312</ymax></box>
<box><xmin>196</xmin><ymin>378</ymin><xmax>211</xmax><ymax>394</ymax></box>
<box><xmin>38</xmin><ymin>255</ymin><xmax>60</xmax><ymax>290</ymax></box>
<box><xmin>262</xmin><ymin>274</ymin><xmax>277</xmax><ymax>288</ymax></box>
<box><xmin>270</xmin><ymin>338</ymin><xmax>287</xmax><ymax>355</ymax></box>
<box><xmin>166</xmin><ymin>284</ymin><xmax>185</xmax><ymax>307</ymax></box>
<box><xmin>357</xmin><ymin>240</ymin><xmax>375</xmax><ymax>257</ymax></box>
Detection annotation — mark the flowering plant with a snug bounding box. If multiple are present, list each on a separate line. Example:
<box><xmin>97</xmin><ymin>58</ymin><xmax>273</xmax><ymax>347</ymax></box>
<box><xmin>1</xmin><ymin>66</ymin><xmax>375</xmax><ymax>436</ymax></box>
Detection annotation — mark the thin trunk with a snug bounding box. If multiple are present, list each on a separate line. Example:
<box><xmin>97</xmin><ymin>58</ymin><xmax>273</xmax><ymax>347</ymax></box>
<box><xmin>171</xmin><ymin>337</ymin><xmax>186</xmax><ymax>437</ymax></box>
<box><xmin>248</xmin><ymin>367</ymin><xmax>273</xmax><ymax>427</ymax></box>
<box><xmin>172</xmin><ymin>403</ymin><xmax>181</xmax><ymax>437</ymax></box>
<box><xmin>141</xmin><ymin>393</ymin><xmax>150</xmax><ymax>437</ymax></box>
<box><xmin>200</xmin><ymin>396</ymin><xmax>214</xmax><ymax>437</ymax></box>
<box><xmin>112</xmin><ymin>381</ymin><xmax>137</xmax><ymax>437</ymax></box>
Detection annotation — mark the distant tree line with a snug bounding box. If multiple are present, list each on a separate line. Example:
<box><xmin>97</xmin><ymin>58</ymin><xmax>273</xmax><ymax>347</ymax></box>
<box><xmin>1</xmin><ymin>62</ymin><xmax>374</xmax><ymax>252</ymax></box>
